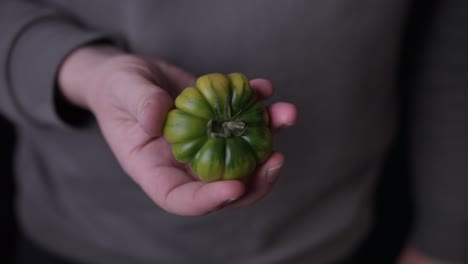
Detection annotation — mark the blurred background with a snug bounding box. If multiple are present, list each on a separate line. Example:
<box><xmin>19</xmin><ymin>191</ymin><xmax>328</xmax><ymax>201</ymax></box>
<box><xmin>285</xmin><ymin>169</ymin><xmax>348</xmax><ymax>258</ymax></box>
<box><xmin>1</xmin><ymin>0</ymin><xmax>442</xmax><ymax>262</ymax></box>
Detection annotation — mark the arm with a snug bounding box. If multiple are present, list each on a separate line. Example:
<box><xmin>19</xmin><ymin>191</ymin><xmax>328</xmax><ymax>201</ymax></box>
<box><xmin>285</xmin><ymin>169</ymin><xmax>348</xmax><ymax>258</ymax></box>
<box><xmin>0</xmin><ymin>0</ymin><xmax>114</xmax><ymax>127</ymax></box>
<box><xmin>0</xmin><ymin>1</ymin><xmax>298</xmax><ymax>215</ymax></box>
<box><xmin>398</xmin><ymin>0</ymin><xmax>468</xmax><ymax>262</ymax></box>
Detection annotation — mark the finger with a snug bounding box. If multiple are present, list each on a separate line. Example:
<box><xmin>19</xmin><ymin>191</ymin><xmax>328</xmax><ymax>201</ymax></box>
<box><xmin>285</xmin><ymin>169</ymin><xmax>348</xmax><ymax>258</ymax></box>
<box><xmin>111</xmin><ymin>70</ymin><xmax>174</xmax><ymax>137</ymax></box>
<box><xmin>250</xmin><ymin>78</ymin><xmax>274</xmax><ymax>100</ymax></box>
<box><xmin>136</xmin><ymin>87</ymin><xmax>174</xmax><ymax>137</ymax></box>
<box><xmin>227</xmin><ymin>152</ymin><xmax>284</xmax><ymax>208</ymax></box>
<box><xmin>125</xmin><ymin>133</ymin><xmax>245</xmax><ymax>216</ymax></box>
<box><xmin>268</xmin><ymin>102</ymin><xmax>298</xmax><ymax>132</ymax></box>
<box><xmin>136</xmin><ymin>165</ymin><xmax>245</xmax><ymax>216</ymax></box>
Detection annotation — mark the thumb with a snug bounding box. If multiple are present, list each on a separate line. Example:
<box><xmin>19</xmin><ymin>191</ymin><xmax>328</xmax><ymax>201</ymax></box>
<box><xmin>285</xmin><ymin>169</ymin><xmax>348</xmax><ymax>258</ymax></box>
<box><xmin>111</xmin><ymin>58</ymin><xmax>195</xmax><ymax>137</ymax></box>
<box><xmin>134</xmin><ymin>83</ymin><xmax>174</xmax><ymax>137</ymax></box>
<box><xmin>111</xmin><ymin>69</ymin><xmax>174</xmax><ymax>137</ymax></box>
<box><xmin>132</xmin><ymin>60</ymin><xmax>196</xmax><ymax>135</ymax></box>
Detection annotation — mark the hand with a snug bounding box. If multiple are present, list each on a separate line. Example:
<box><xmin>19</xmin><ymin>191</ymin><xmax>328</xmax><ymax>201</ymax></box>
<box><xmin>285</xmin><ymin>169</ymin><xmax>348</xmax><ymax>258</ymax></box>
<box><xmin>58</xmin><ymin>45</ymin><xmax>297</xmax><ymax>216</ymax></box>
<box><xmin>397</xmin><ymin>245</ymin><xmax>463</xmax><ymax>264</ymax></box>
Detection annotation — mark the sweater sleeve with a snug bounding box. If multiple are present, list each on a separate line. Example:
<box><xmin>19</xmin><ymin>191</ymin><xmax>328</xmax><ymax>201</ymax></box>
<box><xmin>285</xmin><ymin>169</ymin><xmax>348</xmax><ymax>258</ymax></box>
<box><xmin>407</xmin><ymin>0</ymin><xmax>468</xmax><ymax>262</ymax></box>
<box><xmin>0</xmin><ymin>0</ymin><xmax>117</xmax><ymax>128</ymax></box>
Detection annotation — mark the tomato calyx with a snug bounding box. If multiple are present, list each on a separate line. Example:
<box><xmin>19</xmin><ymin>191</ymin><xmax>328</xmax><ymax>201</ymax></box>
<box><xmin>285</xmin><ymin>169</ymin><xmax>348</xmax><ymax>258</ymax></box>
<box><xmin>206</xmin><ymin>97</ymin><xmax>248</xmax><ymax>138</ymax></box>
<box><xmin>206</xmin><ymin>119</ymin><xmax>246</xmax><ymax>138</ymax></box>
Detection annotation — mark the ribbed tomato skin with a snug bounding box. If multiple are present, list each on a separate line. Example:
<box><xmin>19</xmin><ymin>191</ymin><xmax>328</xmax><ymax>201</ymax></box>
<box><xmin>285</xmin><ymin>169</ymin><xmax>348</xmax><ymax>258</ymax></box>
<box><xmin>163</xmin><ymin>73</ymin><xmax>272</xmax><ymax>182</ymax></box>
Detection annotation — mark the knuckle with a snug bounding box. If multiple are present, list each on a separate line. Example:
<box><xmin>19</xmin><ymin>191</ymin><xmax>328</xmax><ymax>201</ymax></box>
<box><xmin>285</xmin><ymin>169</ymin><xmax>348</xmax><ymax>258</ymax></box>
<box><xmin>103</xmin><ymin>55</ymin><xmax>158</xmax><ymax>84</ymax></box>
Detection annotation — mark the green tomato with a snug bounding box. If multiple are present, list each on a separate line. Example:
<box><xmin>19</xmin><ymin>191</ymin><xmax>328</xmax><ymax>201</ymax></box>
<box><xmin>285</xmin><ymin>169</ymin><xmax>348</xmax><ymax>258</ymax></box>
<box><xmin>163</xmin><ymin>73</ymin><xmax>272</xmax><ymax>182</ymax></box>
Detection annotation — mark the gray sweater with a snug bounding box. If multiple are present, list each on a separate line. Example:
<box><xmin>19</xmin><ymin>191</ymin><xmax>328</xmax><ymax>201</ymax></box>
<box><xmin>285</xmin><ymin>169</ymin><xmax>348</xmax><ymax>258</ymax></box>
<box><xmin>1</xmin><ymin>0</ymin><xmax>467</xmax><ymax>263</ymax></box>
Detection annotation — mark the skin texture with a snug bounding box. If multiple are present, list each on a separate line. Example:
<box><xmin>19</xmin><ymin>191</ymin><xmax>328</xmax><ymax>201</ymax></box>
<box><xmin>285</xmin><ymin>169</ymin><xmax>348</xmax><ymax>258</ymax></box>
<box><xmin>57</xmin><ymin>44</ymin><xmax>297</xmax><ymax>216</ymax></box>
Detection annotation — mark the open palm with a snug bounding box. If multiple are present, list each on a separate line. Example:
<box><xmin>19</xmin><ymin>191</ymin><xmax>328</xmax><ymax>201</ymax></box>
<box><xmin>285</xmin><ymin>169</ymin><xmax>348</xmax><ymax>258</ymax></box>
<box><xmin>82</xmin><ymin>55</ymin><xmax>296</xmax><ymax>216</ymax></box>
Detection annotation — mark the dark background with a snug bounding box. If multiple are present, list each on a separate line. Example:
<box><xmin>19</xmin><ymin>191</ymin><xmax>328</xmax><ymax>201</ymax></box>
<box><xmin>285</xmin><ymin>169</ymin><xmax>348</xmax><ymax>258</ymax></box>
<box><xmin>0</xmin><ymin>115</ymin><xmax>17</xmax><ymax>263</ymax></box>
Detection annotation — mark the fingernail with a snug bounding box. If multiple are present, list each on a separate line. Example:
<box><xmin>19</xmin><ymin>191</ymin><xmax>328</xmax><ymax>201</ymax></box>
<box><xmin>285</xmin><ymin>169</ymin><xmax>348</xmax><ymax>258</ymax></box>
<box><xmin>138</xmin><ymin>101</ymin><xmax>152</xmax><ymax>123</ymax></box>
<box><xmin>265</xmin><ymin>164</ymin><xmax>282</xmax><ymax>184</ymax></box>
<box><xmin>218</xmin><ymin>197</ymin><xmax>239</xmax><ymax>209</ymax></box>
<box><xmin>140</xmin><ymin>100</ymin><xmax>154</xmax><ymax>114</ymax></box>
<box><xmin>225</xmin><ymin>197</ymin><xmax>238</xmax><ymax>204</ymax></box>
<box><xmin>281</xmin><ymin>123</ymin><xmax>296</xmax><ymax>128</ymax></box>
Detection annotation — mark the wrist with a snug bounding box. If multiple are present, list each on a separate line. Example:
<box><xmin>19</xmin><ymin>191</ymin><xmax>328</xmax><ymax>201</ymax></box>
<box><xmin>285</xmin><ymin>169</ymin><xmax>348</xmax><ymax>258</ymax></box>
<box><xmin>57</xmin><ymin>44</ymin><xmax>124</xmax><ymax>110</ymax></box>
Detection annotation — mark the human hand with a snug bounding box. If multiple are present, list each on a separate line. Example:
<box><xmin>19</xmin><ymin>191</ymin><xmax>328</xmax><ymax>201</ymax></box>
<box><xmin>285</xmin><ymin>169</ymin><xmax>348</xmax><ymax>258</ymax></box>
<box><xmin>397</xmin><ymin>245</ymin><xmax>464</xmax><ymax>264</ymax></box>
<box><xmin>58</xmin><ymin>45</ymin><xmax>297</xmax><ymax>216</ymax></box>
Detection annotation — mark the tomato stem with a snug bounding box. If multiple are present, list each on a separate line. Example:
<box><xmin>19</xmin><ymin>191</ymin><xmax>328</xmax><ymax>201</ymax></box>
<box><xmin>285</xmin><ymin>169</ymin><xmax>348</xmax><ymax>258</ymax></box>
<box><xmin>207</xmin><ymin>98</ymin><xmax>247</xmax><ymax>138</ymax></box>
<box><xmin>207</xmin><ymin>119</ymin><xmax>246</xmax><ymax>138</ymax></box>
